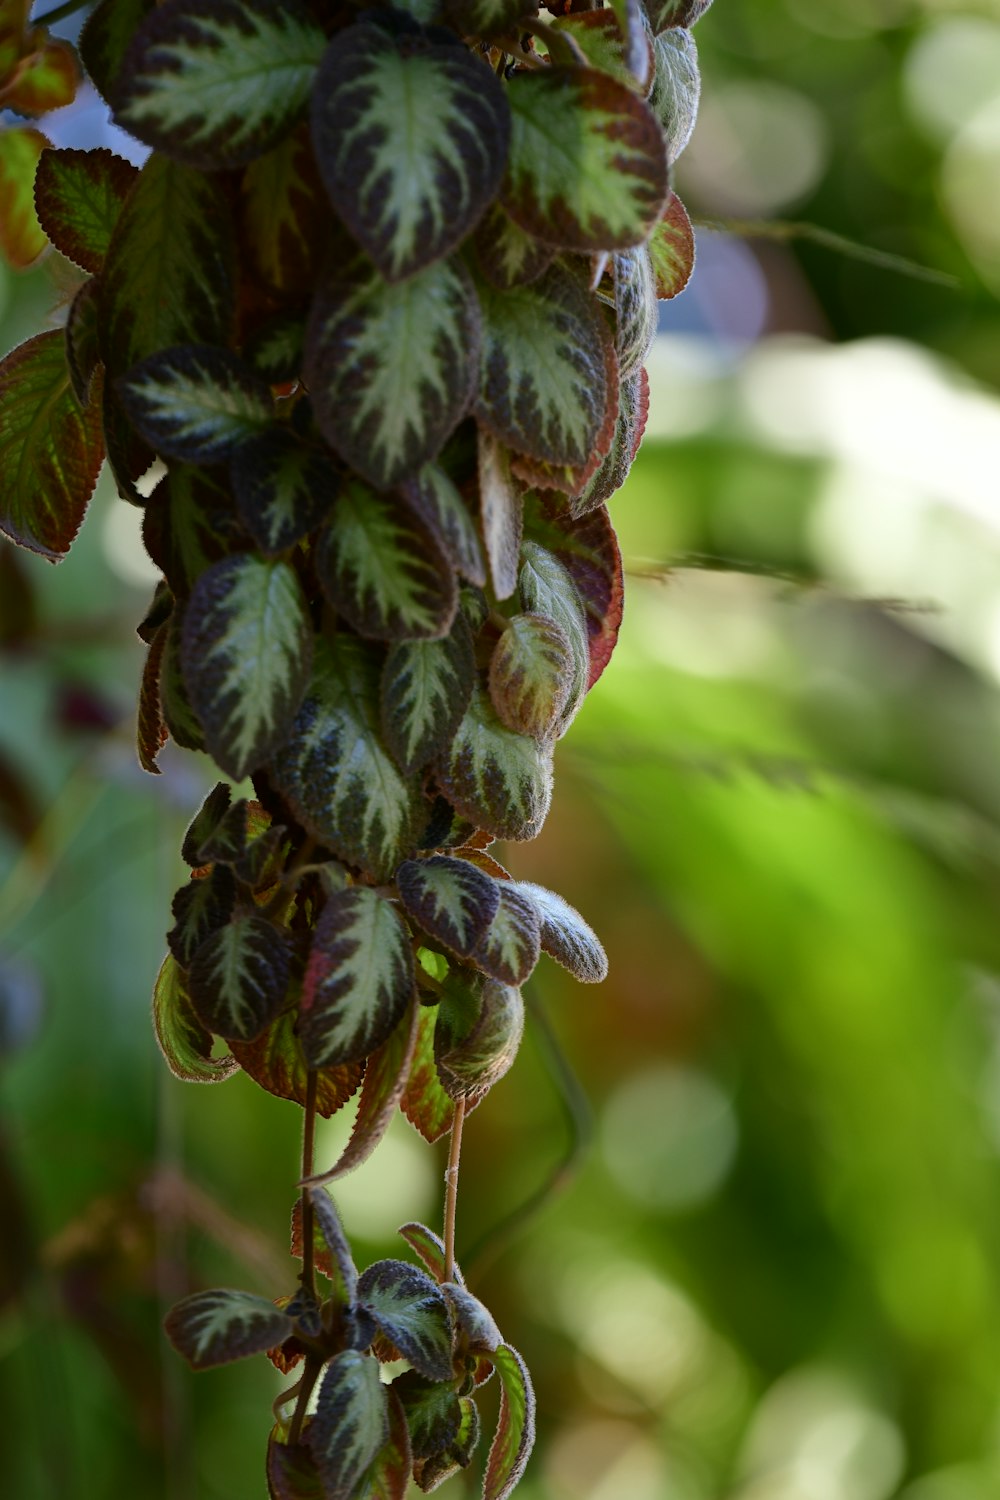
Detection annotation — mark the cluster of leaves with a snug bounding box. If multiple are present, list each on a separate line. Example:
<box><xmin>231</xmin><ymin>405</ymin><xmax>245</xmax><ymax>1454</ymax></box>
<box><xmin>0</xmin><ymin>0</ymin><xmax>708</xmax><ymax>1492</ymax></box>
<box><xmin>168</xmin><ymin>1190</ymin><xmax>533</xmax><ymax>1498</ymax></box>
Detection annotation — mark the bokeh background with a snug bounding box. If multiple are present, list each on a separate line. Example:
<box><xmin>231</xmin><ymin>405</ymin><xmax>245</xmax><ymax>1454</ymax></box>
<box><xmin>4</xmin><ymin>1</ymin><xmax>1000</xmax><ymax>1496</ymax></box>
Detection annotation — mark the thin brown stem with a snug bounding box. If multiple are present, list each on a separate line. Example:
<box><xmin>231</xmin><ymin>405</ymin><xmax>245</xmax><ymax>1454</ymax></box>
<box><xmin>288</xmin><ymin>1355</ymin><xmax>322</xmax><ymax>1446</ymax></box>
<box><xmin>443</xmin><ymin>1096</ymin><xmax>466</xmax><ymax>1284</ymax></box>
<box><xmin>300</xmin><ymin>1070</ymin><xmax>318</xmax><ymax>1300</ymax></box>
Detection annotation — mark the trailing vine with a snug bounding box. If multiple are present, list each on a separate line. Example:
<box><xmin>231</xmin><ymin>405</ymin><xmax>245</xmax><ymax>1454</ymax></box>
<box><xmin>0</xmin><ymin>0</ymin><xmax>707</xmax><ymax>1493</ymax></box>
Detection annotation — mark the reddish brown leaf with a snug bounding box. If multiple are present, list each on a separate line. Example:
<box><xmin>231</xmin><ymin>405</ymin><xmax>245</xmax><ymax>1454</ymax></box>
<box><xmin>0</xmin><ymin>125</ymin><xmax>48</xmax><ymax>269</ymax></box>
<box><xmin>34</xmin><ymin>147</ymin><xmax>137</xmax><ymax>275</ymax></box>
<box><xmin>137</xmin><ymin>619</ymin><xmax>168</xmax><ymax>774</ymax></box>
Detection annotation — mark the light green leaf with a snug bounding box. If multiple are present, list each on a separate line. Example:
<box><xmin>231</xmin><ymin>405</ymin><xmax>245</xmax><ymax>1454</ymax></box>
<box><xmin>517</xmin><ymin>542</ymin><xmax>589</xmax><ymax>733</ymax></box>
<box><xmin>553</xmin><ymin>6</ymin><xmax>653</xmax><ymax>91</ymax></box>
<box><xmin>311</xmin><ymin>21</ymin><xmax>509</xmax><ymax>282</ymax></box>
<box><xmin>165</xmin><ymin>1287</ymin><xmax>294</xmax><ymax>1369</ymax></box>
<box><xmin>230</xmin><ymin>428</ymin><xmax>336</xmax><ymax>557</ymax></box>
<box><xmin>649</xmin><ymin>191</ymin><xmax>696</xmax><ymax>299</ymax></box>
<box><xmin>397</xmin><ymin>854</ymin><xmax>500</xmax><ymax>959</ymax></box>
<box><xmin>302</xmin><ymin>887</ymin><xmax>415</xmax><ymax>1068</ymax></box>
<box><xmin>476</xmin><ymin>269</ymin><xmax>610</xmax><ymax>469</ymax></box>
<box><xmin>0</xmin><ymin>126</ymin><xmax>48</xmax><ymax>268</ymax></box>
<box><xmin>471</xmin><ymin>884</ymin><xmax>541</xmax><ymax>986</ymax></box>
<box><xmin>514</xmin><ymin>881</ymin><xmax>608</xmax><ymax>983</ymax></box>
<box><xmin>356</xmin><ymin>1260</ymin><xmax>453</xmax><ymax>1382</ymax></box>
<box><xmin>188</xmin><ymin>911</ymin><xmax>291</xmax><ymax>1042</ymax></box>
<box><xmin>305</xmin><ymin>250</ymin><xmax>479</xmax><ymax>491</ymax></box>
<box><xmin>33</xmin><ymin>147</ymin><xmax>137</xmax><ymax>275</ymax></box>
<box><xmin>270</xmin><ymin>636</ymin><xmax>425</xmax><ymax>881</ymax></box>
<box><xmin>436</xmin><ymin>683</ymin><xmax>553</xmax><ymax>842</ymax></box>
<box><xmin>502</xmin><ymin>68</ymin><xmax>667</xmax><ymax>250</ymax></box>
<box><xmin>483</xmin><ymin>1344</ymin><xmax>536</xmax><ymax>1500</ymax></box>
<box><xmin>318</xmin><ymin>480</ymin><xmax>457</xmax><ymax>641</ymax></box>
<box><xmin>489</xmin><ymin>613</ymin><xmax>573</xmax><ymax>742</ymax></box>
<box><xmin>119</xmin><ymin>344</ymin><xmax>272</xmax><ymax>464</ymax></box>
<box><xmin>152</xmin><ymin>952</ymin><xmax>238</xmax><ymax>1083</ymax></box>
<box><xmin>473</xmin><ymin>200</ymin><xmax>553</xmax><ymax>292</ymax></box>
<box><xmin>181</xmin><ymin>553</ymin><xmax>313</xmax><ymax>780</ymax></box>
<box><xmin>477</xmin><ymin>430</ymin><xmax>523</xmax><ymax>601</ymax></box>
<box><xmin>116</xmin><ymin>0</ymin><xmax>325</xmax><ymax>168</ymax></box>
<box><xmin>402</xmin><ymin>462</ymin><xmax>486</xmax><ymax>588</ymax></box>
<box><xmin>649</xmin><ymin>27</ymin><xmax>700</xmax><ymax>163</ymax></box>
<box><xmin>307</xmin><ymin>1351</ymin><xmax>389</xmax><ymax>1498</ymax></box>
<box><xmin>380</xmin><ymin>618</ymin><xmax>475</xmax><ymax>774</ymax></box>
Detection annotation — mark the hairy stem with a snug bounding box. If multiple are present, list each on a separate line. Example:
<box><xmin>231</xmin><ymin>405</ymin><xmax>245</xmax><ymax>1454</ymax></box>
<box><xmin>443</xmin><ymin>1096</ymin><xmax>466</xmax><ymax>1284</ymax></box>
<box><xmin>299</xmin><ymin>1070</ymin><xmax>318</xmax><ymax>1300</ymax></box>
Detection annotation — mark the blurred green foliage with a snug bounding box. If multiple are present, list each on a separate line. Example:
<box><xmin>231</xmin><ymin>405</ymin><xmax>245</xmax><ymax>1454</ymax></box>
<box><xmin>3</xmin><ymin>1</ymin><xmax>1000</xmax><ymax>1497</ymax></box>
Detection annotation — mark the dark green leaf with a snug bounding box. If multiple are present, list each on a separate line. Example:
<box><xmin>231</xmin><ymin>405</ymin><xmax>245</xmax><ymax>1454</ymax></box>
<box><xmin>516</xmin><ymin>541</ymin><xmax>588</xmax><ymax>731</ymax></box>
<box><xmin>444</xmin><ymin>1284</ymin><xmax>501</xmax><ymax>1355</ymax></box>
<box><xmin>230</xmin><ymin>428</ymin><xmax>336</xmax><ymax>557</ymax></box>
<box><xmin>473</xmin><ymin>201</ymin><xmax>553</xmax><ymax>292</ymax></box>
<box><xmin>308</xmin><ymin>1187</ymin><xmax>358</xmax><ymax>1303</ymax></box>
<box><xmin>242</xmin><ymin>124</ymin><xmax>331</xmax><ymax>294</ymax></box>
<box><xmin>188</xmin><ymin>912</ymin><xmax>291</xmax><ymax>1042</ymax></box>
<box><xmin>307</xmin><ymin>1351</ymin><xmax>389</xmax><ymax>1499</ymax></box>
<box><xmin>152</xmin><ymin>951</ymin><xmax>238</xmax><ymax>1083</ymax></box>
<box><xmin>232</xmin><ymin>1006</ymin><xmax>364</xmax><ymax>1116</ymax></box>
<box><xmin>436</xmin><ymin>683</ymin><xmax>553</xmax><ymax>843</ymax></box>
<box><xmin>119</xmin><ymin>345</ymin><xmax>272</xmax><ymax>465</ymax></box>
<box><xmin>400</xmin><ymin>462</ymin><xmax>486</xmax><ymax>589</ymax></box>
<box><xmin>243</xmin><ymin>312</ymin><xmax>306</xmax><ymax>386</ymax></box>
<box><xmin>488</xmin><ymin>613</ymin><xmax>573</xmax><ymax>742</ymax></box>
<box><xmin>514</xmin><ymin>881</ymin><xmax>608</xmax><ymax>982</ymax></box>
<box><xmin>160</xmin><ymin>609</ymin><xmax>205</xmax><ymax>750</ymax></box>
<box><xmin>470</xmin><ymin>884</ymin><xmax>540</xmax><ymax>986</ymax></box>
<box><xmin>65</xmin><ymin>278</ymin><xmax>102</xmax><ymax>409</ymax></box>
<box><xmin>363</xmin><ymin>1388</ymin><xmax>412</xmax><ymax>1500</ymax></box>
<box><xmin>397</xmin><ymin>855</ymin><xmax>500</xmax><ymax>960</ymax></box>
<box><xmin>137</xmin><ymin>617</ymin><xmax>169</xmax><ymax>774</ymax></box>
<box><xmin>33</xmin><ymin>147</ymin><xmax>137</xmax><ymax>274</ymax></box>
<box><xmin>413</xmin><ymin>1395</ymin><xmax>480</xmax><ymax>1491</ymax></box>
<box><xmin>165</xmin><ymin>1288</ymin><xmax>294</xmax><ymax>1369</ymax></box>
<box><xmin>483</xmin><ymin>1344</ymin><xmax>535</xmax><ymax>1500</ymax></box>
<box><xmin>524</xmin><ymin>500</ymin><xmax>624</xmax><ymax>690</ymax></box>
<box><xmin>101</xmin><ymin>384</ymin><xmax>155</xmax><ymax>506</ymax></box>
<box><xmin>181</xmin><ymin>782</ymin><xmax>231</xmax><ymax>865</ymax></box>
<box><xmin>116</xmin><ymin>0</ymin><xmax>326</xmax><ymax>169</ymax></box>
<box><xmin>0</xmin><ymin>330</ymin><xmax>104</xmax><ymax>561</ymax></box>
<box><xmin>267</xmin><ymin>1424</ymin><xmax>323</xmax><ymax>1500</ymax></box>
<box><xmin>302</xmin><ymin>887</ymin><xmax>414</xmax><ymax>1069</ymax></box>
<box><xmin>142</xmin><ymin>462</ymin><xmax>247</xmax><ymax>598</ymax></box>
<box><xmin>396</xmin><ymin>1222</ymin><xmax>459</xmax><ymax>1287</ymax></box>
<box><xmin>80</xmin><ymin>0</ymin><xmax>155</xmax><ymax>105</ymax></box>
<box><xmin>613</xmin><ymin>244</ymin><xmax>657</xmax><ymax>379</ymax></box>
<box><xmin>392</xmin><ymin>1371</ymin><xmax>460</xmax><ymax>1460</ymax></box>
<box><xmin>357</xmin><ymin>1260</ymin><xmax>453</xmax><ymax>1382</ymax></box>
<box><xmin>435</xmin><ymin>970</ymin><xmax>524</xmax><ymax>1100</ymax></box>
<box><xmin>553</xmin><ymin>7</ymin><xmax>653</xmax><ymax>91</ymax></box>
<box><xmin>443</xmin><ymin>0</ymin><xmax>537</xmax><ymax>41</ymax></box>
<box><xmin>380</xmin><ymin>617</ymin><xmax>475</xmax><ymax>775</ymax></box>
<box><xmin>167</xmin><ymin>865</ymin><xmax>236</xmax><ymax>967</ymax></box>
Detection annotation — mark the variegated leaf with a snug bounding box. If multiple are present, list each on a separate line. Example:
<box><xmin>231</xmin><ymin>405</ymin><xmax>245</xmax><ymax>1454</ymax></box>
<box><xmin>230</xmin><ymin>428</ymin><xmax>336</xmax><ymax>557</ymax></box>
<box><xmin>613</xmin><ymin>244</ymin><xmax>657</xmax><ymax>379</ymax></box>
<box><xmin>649</xmin><ymin>191</ymin><xmax>695</xmax><ymax>299</ymax></box>
<box><xmin>0</xmin><ymin>330</ymin><xmax>104</xmax><ymax>561</ymax></box>
<box><xmin>102</xmin><ymin>385</ymin><xmax>156</xmax><ymax>507</ymax></box>
<box><xmin>401</xmin><ymin>462</ymin><xmax>486</xmax><ymax>588</ymax></box>
<box><xmin>643</xmin><ymin>0</ymin><xmax>713</xmax><ymax>34</ymax></box>
<box><xmin>244</xmin><ymin>312</ymin><xmax>305</xmax><ymax>385</ymax></box>
<box><xmin>392</xmin><ymin>1371</ymin><xmax>460</xmax><ymax>1460</ymax></box>
<box><xmin>553</xmin><ymin>8</ymin><xmax>653</xmax><ymax>92</ymax></box>
<box><xmin>396</xmin><ymin>1222</ymin><xmax>460</xmax><ymax>1286</ymax></box>
<box><xmin>506</xmin><ymin>327</ymin><xmax>618</xmax><ymax>500</ymax></box>
<box><xmin>142</xmin><ymin>463</ymin><xmax>248</xmax><ymax>598</ymax></box>
<box><xmin>304</xmin><ymin>1000</ymin><xmax>419</xmax><ymax>1186</ymax></box>
<box><xmin>363</xmin><ymin>1388</ymin><xmax>412</xmax><ymax>1500</ymax></box>
<box><xmin>301</xmin><ymin>887</ymin><xmax>414</xmax><ymax>1069</ymax></box>
<box><xmin>193</xmin><ymin>796</ymin><xmax>278</xmax><ymax>874</ymax></box>
<box><xmin>307</xmin><ymin>1351</ymin><xmax>388</xmax><ymax>1500</ymax></box>
<box><xmin>475</xmin><ymin>269</ymin><xmax>610</xmax><ymax>469</ymax></box>
<box><xmin>572</xmin><ymin>365</ymin><xmax>649</xmax><ymax>517</ymax></box>
<box><xmin>400</xmin><ymin>1005</ymin><xmax>455</xmax><ymax>1144</ymax></box>
<box><xmin>181</xmin><ymin>554</ymin><xmax>312</xmax><ymax>779</ymax></box>
<box><xmin>100</xmin><ymin>154</ymin><xmax>235</xmax><ymax>378</ymax></box>
<box><xmin>517</xmin><ymin>541</ymin><xmax>589</xmax><ymax>731</ymax></box>
<box><xmin>181</xmin><ymin>781</ymin><xmax>230</xmax><ymax>864</ymax></box>
<box><xmin>305</xmin><ymin>250</ymin><xmax>479</xmax><ymax>491</ymax></box>
<box><xmin>489</xmin><ymin>614</ymin><xmax>573</xmax><ymax>742</ymax></box>
<box><xmin>445</xmin><ymin>1283</ymin><xmax>501</xmax><ymax>1355</ymax></box>
<box><xmin>188</xmin><ymin>911</ymin><xmax>291</xmax><ymax>1042</ymax></box>
<box><xmin>165</xmin><ymin>1288</ymin><xmax>294</xmax><ymax>1370</ymax></box>
<box><xmin>311</xmin><ymin>21</ymin><xmax>509</xmax><ymax>282</ymax></box>
<box><xmin>0</xmin><ymin>126</ymin><xmax>47</xmax><ymax>269</ymax></box>
<box><xmin>1</xmin><ymin>37</ymin><xmax>78</xmax><ymax>115</ymax></box>
<box><xmin>271</xmin><ymin>636</ymin><xmax>425</xmax><ymax>880</ymax></box>
<box><xmin>412</xmin><ymin>1395</ymin><xmax>481</xmax><ymax>1491</ymax></box>
<box><xmin>167</xmin><ymin>865</ymin><xmax>236</xmax><ymax>967</ymax></box>
<box><xmin>308</xmin><ymin>1188</ymin><xmax>358</xmax><ymax>1303</ymax></box>
<box><xmin>470</xmin><ymin>884</ymin><xmax>540</xmax><ymax>986</ymax></box>
<box><xmin>241</xmin><ymin>123</ymin><xmax>330</xmax><ymax>293</ymax></box>
<box><xmin>380</xmin><ymin>616</ymin><xmax>475</xmax><ymax>774</ymax></box>
<box><xmin>477</xmin><ymin>430</ymin><xmax>523</xmax><ymax>601</ymax></box>
<box><xmin>232</xmin><ymin>1006</ymin><xmax>364</xmax><ymax>1116</ymax></box>
<box><xmin>267</xmin><ymin>1426</ymin><xmax>323</xmax><ymax>1500</ymax></box>
<box><xmin>436</xmin><ymin>683</ymin><xmax>553</xmax><ymax>843</ymax></box>
<box><xmin>502</xmin><ymin>68</ymin><xmax>667</xmax><ymax>250</ymax></box>
<box><xmin>435</xmin><ymin>970</ymin><xmax>524</xmax><ymax>1101</ymax></box>
<box><xmin>515</xmin><ymin>881</ymin><xmax>608</xmax><ymax>983</ymax></box>
<box><xmin>116</xmin><ymin>0</ymin><xmax>326</xmax><ymax>169</ymax></box>
<box><xmin>81</xmin><ymin>0</ymin><xmax>155</xmax><ymax>106</ymax></box>
<box><xmin>443</xmin><ymin>0</ymin><xmax>537</xmax><ymax>40</ymax></box>
<box><xmin>33</xmin><ymin>147</ymin><xmax>136</xmax><ymax>275</ymax></box>
<box><xmin>356</xmin><ymin>1260</ymin><xmax>453</xmax><ymax>1382</ymax></box>
<box><xmin>473</xmin><ymin>201</ymin><xmax>553</xmax><ymax>292</ymax></box>
<box><xmin>119</xmin><ymin>345</ymin><xmax>271</xmax><ymax>465</ymax></box>
<box><xmin>524</xmin><ymin>501</ymin><xmax>624</xmax><ymax>690</ymax></box>
<box><xmin>318</xmin><ymin>480</ymin><xmax>456</xmax><ymax>641</ymax></box>
<box><xmin>66</xmin><ymin>279</ymin><xmax>102</xmax><ymax>409</ymax></box>
<box><xmin>649</xmin><ymin>27</ymin><xmax>700</xmax><ymax>163</ymax></box>
<box><xmin>152</xmin><ymin>951</ymin><xmax>238</xmax><ymax>1084</ymax></box>
<box><xmin>397</xmin><ymin>854</ymin><xmax>500</xmax><ymax>959</ymax></box>
<box><xmin>483</xmin><ymin>1344</ymin><xmax>536</xmax><ymax>1500</ymax></box>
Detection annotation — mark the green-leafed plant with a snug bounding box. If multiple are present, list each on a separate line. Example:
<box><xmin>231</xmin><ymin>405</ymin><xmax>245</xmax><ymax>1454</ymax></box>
<box><xmin>0</xmin><ymin>0</ymin><xmax>708</xmax><ymax>1492</ymax></box>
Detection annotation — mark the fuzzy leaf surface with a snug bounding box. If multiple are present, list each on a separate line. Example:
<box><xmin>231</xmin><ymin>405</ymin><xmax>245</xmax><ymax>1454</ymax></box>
<box><xmin>165</xmin><ymin>1288</ymin><xmax>294</xmax><ymax>1369</ymax></box>
<box><xmin>33</xmin><ymin>147</ymin><xmax>136</xmax><ymax>274</ymax></box>
<box><xmin>232</xmin><ymin>1008</ymin><xmax>363</xmax><ymax>1116</ymax></box>
<box><xmin>356</xmin><ymin>1260</ymin><xmax>453</xmax><ymax>1382</ymax></box>
<box><xmin>311</xmin><ymin>22</ymin><xmax>509</xmax><ymax>282</ymax></box>
<box><xmin>396</xmin><ymin>1223</ymin><xmax>459</xmax><ymax>1286</ymax></box>
<box><xmin>380</xmin><ymin>617</ymin><xmax>475</xmax><ymax>774</ymax></box>
<box><xmin>230</xmin><ymin>428</ymin><xmax>336</xmax><ymax>557</ymax></box>
<box><xmin>401</xmin><ymin>1004</ymin><xmax>455</xmax><ymax>1143</ymax></box>
<box><xmin>436</xmin><ymin>683</ymin><xmax>552</xmax><ymax>843</ymax></box>
<box><xmin>167</xmin><ymin>865</ymin><xmax>236</xmax><ymax>967</ymax></box>
<box><xmin>483</xmin><ymin>1344</ymin><xmax>535</xmax><ymax>1500</ymax></box>
<box><xmin>305</xmin><ymin>251</ymin><xmax>479</xmax><ymax>490</ymax></box>
<box><xmin>181</xmin><ymin>554</ymin><xmax>311</xmax><ymax>779</ymax></box>
<box><xmin>119</xmin><ymin>345</ymin><xmax>271</xmax><ymax>465</ymax></box>
<box><xmin>401</xmin><ymin>462</ymin><xmax>486</xmax><ymax>588</ymax></box>
<box><xmin>515</xmin><ymin>881</ymin><xmax>607</xmax><ymax>982</ymax></box>
<box><xmin>137</xmin><ymin>621</ymin><xmax>169</xmax><ymax>773</ymax></box>
<box><xmin>489</xmin><ymin>614</ymin><xmax>572</xmax><ymax>742</ymax></box>
<box><xmin>302</xmin><ymin>887</ymin><xmax>414</xmax><ymax>1069</ymax></box>
<box><xmin>503</xmin><ymin>68</ymin><xmax>666</xmax><ymax>250</ymax></box>
<box><xmin>649</xmin><ymin>27</ymin><xmax>700</xmax><ymax>162</ymax></box>
<box><xmin>308</xmin><ymin>1351</ymin><xmax>389</xmax><ymax>1500</ymax></box>
<box><xmin>116</xmin><ymin>0</ymin><xmax>325</xmax><ymax>168</ymax></box>
<box><xmin>473</xmin><ymin>201</ymin><xmax>552</xmax><ymax>293</ymax></box>
<box><xmin>644</xmin><ymin>0</ymin><xmax>713</xmax><ymax>30</ymax></box>
<box><xmin>392</xmin><ymin>1371</ymin><xmax>460</xmax><ymax>1460</ymax></box>
<box><xmin>445</xmin><ymin>1283</ymin><xmax>501</xmax><ymax>1354</ymax></box>
<box><xmin>572</xmin><ymin>365</ymin><xmax>648</xmax><ymax>517</ymax></box>
<box><xmin>516</xmin><ymin>542</ymin><xmax>588</xmax><ymax>730</ymax></box>
<box><xmin>476</xmin><ymin>430</ymin><xmax>522</xmax><ymax>601</ymax></box>
<box><xmin>266</xmin><ymin>1426</ymin><xmax>323</xmax><ymax>1500</ymax></box>
<box><xmin>308</xmin><ymin>1187</ymin><xmax>358</xmax><ymax>1303</ymax></box>
<box><xmin>188</xmin><ymin>912</ymin><xmax>291</xmax><ymax>1042</ymax></box>
<box><xmin>397</xmin><ymin>854</ymin><xmax>500</xmax><ymax>959</ymax></box>
<box><xmin>271</xmin><ymin>636</ymin><xmax>424</xmax><ymax>881</ymax></box>
<box><xmin>0</xmin><ymin>330</ymin><xmax>104</xmax><ymax>561</ymax></box>
<box><xmin>470</xmin><ymin>884</ymin><xmax>540</xmax><ymax>986</ymax></box>
<box><xmin>613</xmin><ymin>244</ymin><xmax>657</xmax><ymax>379</ymax></box>
<box><xmin>649</xmin><ymin>191</ymin><xmax>695</xmax><ymax>298</ymax></box>
<box><xmin>363</xmin><ymin>1388</ymin><xmax>412</xmax><ymax>1500</ymax></box>
<box><xmin>553</xmin><ymin>8</ymin><xmax>652</xmax><ymax>90</ymax></box>
<box><xmin>0</xmin><ymin>126</ymin><xmax>47</xmax><ymax>268</ymax></box>
<box><xmin>525</xmin><ymin>502</ymin><xmax>624</xmax><ymax>689</ymax></box>
<box><xmin>152</xmin><ymin>952</ymin><xmax>237</xmax><ymax>1083</ymax></box>
<box><xmin>435</xmin><ymin>971</ymin><xmax>524</xmax><ymax>1101</ymax></box>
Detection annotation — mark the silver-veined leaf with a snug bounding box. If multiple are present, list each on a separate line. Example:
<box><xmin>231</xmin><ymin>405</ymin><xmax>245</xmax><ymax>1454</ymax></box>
<box><xmin>443</xmin><ymin>0</ymin><xmax>537</xmax><ymax>40</ymax></box>
<box><xmin>230</xmin><ymin>428</ymin><xmax>337</xmax><ymax>557</ymax></box>
<box><xmin>270</xmin><ymin>635</ymin><xmax>425</xmax><ymax>881</ymax></box>
<box><xmin>305</xmin><ymin>250</ymin><xmax>480</xmax><ymax>490</ymax></box>
<box><xmin>307</xmin><ymin>1351</ymin><xmax>389</xmax><ymax>1499</ymax></box>
<box><xmin>571</xmin><ymin>365</ymin><xmax>649</xmax><ymax>517</ymax></box>
<box><xmin>188</xmin><ymin>911</ymin><xmax>291</xmax><ymax>1042</ymax></box>
<box><xmin>473</xmin><ymin>201</ymin><xmax>553</xmax><ymax>291</ymax></box>
<box><xmin>477</xmin><ymin>430</ymin><xmax>523</xmax><ymax>601</ymax></box>
<box><xmin>116</xmin><ymin>0</ymin><xmax>326</xmax><ymax>168</ymax></box>
<box><xmin>308</xmin><ymin>1188</ymin><xmax>358</xmax><ymax>1304</ymax></box>
<box><xmin>434</xmin><ymin>970</ymin><xmax>524</xmax><ymax>1101</ymax></box>
<box><xmin>165</xmin><ymin>1288</ymin><xmax>294</xmax><ymax>1370</ymax></box>
<box><xmin>436</xmin><ymin>683</ymin><xmax>553</xmax><ymax>842</ymax></box>
<box><xmin>397</xmin><ymin>854</ymin><xmax>500</xmax><ymax>959</ymax></box>
<box><xmin>412</xmin><ymin>1393</ymin><xmax>481</xmax><ymax>1491</ymax></box>
<box><xmin>380</xmin><ymin>617</ymin><xmax>475</xmax><ymax>774</ymax></box>
<box><xmin>649</xmin><ymin>27</ymin><xmax>700</xmax><ymax>162</ymax></box>
<box><xmin>152</xmin><ymin>951</ymin><xmax>238</xmax><ymax>1083</ymax></box>
<box><xmin>318</xmin><ymin>480</ymin><xmax>457</xmax><ymax>641</ymax></box>
<box><xmin>311</xmin><ymin>22</ymin><xmax>509</xmax><ymax>282</ymax></box>
<box><xmin>470</xmin><ymin>884</ymin><xmax>540</xmax><ymax>986</ymax></box>
<box><xmin>514</xmin><ymin>881</ymin><xmax>608</xmax><ymax>983</ymax></box>
<box><xmin>502</xmin><ymin>68</ymin><xmax>667</xmax><ymax>250</ymax></box>
<box><xmin>118</xmin><ymin>344</ymin><xmax>272</xmax><ymax>465</ymax></box>
<box><xmin>483</xmin><ymin>1343</ymin><xmax>535</xmax><ymax>1500</ymax></box>
<box><xmin>356</xmin><ymin>1260</ymin><xmax>453</xmax><ymax>1382</ymax></box>
<box><xmin>301</xmin><ymin>887</ymin><xmax>414</xmax><ymax>1068</ymax></box>
<box><xmin>401</xmin><ymin>462</ymin><xmax>486</xmax><ymax>587</ymax></box>
<box><xmin>552</xmin><ymin>7</ymin><xmax>652</xmax><ymax>92</ymax></box>
<box><xmin>392</xmin><ymin>1371</ymin><xmax>460</xmax><ymax>1460</ymax></box>
<box><xmin>649</xmin><ymin>191</ymin><xmax>695</xmax><ymax>299</ymax></box>
<box><xmin>167</xmin><ymin>865</ymin><xmax>236</xmax><ymax>967</ymax></box>
<box><xmin>400</xmin><ymin>1005</ymin><xmax>455</xmax><ymax>1144</ymax></box>
<box><xmin>362</xmin><ymin>1388</ymin><xmax>412</xmax><ymax>1500</ymax></box>
<box><xmin>613</xmin><ymin>244</ymin><xmax>657</xmax><ymax>379</ymax></box>
<box><xmin>643</xmin><ymin>0</ymin><xmax>712</xmax><ymax>35</ymax></box>
<box><xmin>517</xmin><ymin>541</ymin><xmax>589</xmax><ymax>732</ymax></box>
<box><xmin>488</xmin><ymin>613</ymin><xmax>573</xmax><ymax>742</ymax></box>
<box><xmin>475</xmin><ymin>269</ymin><xmax>609</xmax><ymax>468</ymax></box>
<box><xmin>181</xmin><ymin>553</ymin><xmax>313</xmax><ymax>780</ymax></box>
